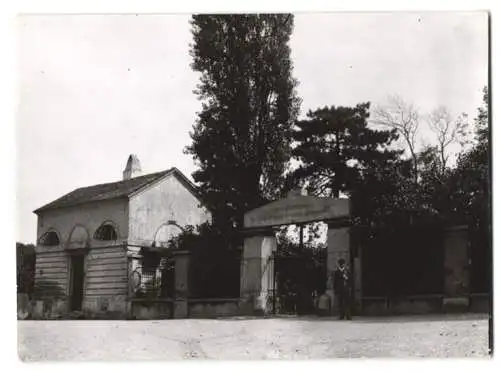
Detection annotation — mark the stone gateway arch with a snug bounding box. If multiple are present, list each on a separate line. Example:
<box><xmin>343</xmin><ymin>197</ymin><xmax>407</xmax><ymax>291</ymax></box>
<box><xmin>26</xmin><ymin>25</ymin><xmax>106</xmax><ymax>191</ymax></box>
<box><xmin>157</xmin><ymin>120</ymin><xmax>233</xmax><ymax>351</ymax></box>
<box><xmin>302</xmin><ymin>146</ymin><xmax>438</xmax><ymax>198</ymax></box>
<box><xmin>239</xmin><ymin>191</ymin><xmax>360</xmax><ymax>315</ymax></box>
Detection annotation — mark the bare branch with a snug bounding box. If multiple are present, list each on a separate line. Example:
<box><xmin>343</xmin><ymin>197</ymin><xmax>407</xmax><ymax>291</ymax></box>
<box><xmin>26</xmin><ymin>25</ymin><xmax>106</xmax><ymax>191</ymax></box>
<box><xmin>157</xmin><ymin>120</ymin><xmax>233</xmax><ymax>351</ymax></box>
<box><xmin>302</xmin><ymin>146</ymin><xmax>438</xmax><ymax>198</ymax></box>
<box><xmin>372</xmin><ymin>95</ymin><xmax>420</xmax><ymax>181</ymax></box>
<box><xmin>426</xmin><ymin>106</ymin><xmax>470</xmax><ymax>172</ymax></box>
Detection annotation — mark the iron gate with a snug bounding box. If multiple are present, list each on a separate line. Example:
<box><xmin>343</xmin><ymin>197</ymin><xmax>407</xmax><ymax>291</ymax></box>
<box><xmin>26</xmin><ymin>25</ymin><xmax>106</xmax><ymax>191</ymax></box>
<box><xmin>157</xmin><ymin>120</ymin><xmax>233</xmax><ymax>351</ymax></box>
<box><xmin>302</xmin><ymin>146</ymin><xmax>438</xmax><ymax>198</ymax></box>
<box><xmin>270</xmin><ymin>246</ymin><xmax>327</xmax><ymax>315</ymax></box>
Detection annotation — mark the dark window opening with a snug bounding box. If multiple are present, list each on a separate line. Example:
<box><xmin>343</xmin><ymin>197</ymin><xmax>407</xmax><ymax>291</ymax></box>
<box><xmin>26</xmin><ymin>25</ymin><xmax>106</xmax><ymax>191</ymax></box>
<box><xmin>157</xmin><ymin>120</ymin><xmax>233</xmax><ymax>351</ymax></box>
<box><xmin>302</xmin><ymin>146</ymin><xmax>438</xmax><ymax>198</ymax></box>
<box><xmin>140</xmin><ymin>249</ymin><xmax>161</xmax><ymax>272</ymax></box>
<box><xmin>94</xmin><ymin>224</ymin><xmax>118</xmax><ymax>241</ymax></box>
<box><xmin>134</xmin><ymin>248</ymin><xmax>175</xmax><ymax>298</ymax></box>
<box><xmin>39</xmin><ymin>231</ymin><xmax>60</xmax><ymax>246</ymax></box>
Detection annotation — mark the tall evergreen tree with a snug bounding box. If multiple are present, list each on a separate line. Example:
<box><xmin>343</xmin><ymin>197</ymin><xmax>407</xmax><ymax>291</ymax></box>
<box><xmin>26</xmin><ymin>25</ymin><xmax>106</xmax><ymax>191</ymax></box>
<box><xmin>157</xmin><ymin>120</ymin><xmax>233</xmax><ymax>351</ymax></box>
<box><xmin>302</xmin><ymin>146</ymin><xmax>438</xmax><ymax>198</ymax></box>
<box><xmin>186</xmin><ymin>14</ymin><xmax>300</xmax><ymax>232</ymax></box>
<box><xmin>289</xmin><ymin>103</ymin><xmax>401</xmax><ymax>198</ymax></box>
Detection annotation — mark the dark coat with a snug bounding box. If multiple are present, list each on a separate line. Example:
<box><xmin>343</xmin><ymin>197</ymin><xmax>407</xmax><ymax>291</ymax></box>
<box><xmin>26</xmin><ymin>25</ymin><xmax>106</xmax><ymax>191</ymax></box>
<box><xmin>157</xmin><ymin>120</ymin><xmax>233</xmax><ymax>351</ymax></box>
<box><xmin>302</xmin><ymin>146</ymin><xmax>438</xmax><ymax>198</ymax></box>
<box><xmin>333</xmin><ymin>266</ymin><xmax>353</xmax><ymax>295</ymax></box>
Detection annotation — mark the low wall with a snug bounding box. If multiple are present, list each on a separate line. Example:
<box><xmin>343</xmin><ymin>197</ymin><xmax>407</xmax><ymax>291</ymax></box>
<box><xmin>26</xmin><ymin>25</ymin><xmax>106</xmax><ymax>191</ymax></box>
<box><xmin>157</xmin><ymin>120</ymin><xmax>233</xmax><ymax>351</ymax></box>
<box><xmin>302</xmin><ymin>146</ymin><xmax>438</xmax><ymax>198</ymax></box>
<box><xmin>391</xmin><ymin>296</ymin><xmax>443</xmax><ymax>314</ymax></box>
<box><xmin>129</xmin><ymin>298</ymin><xmax>241</xmax><ymax>319</ymax></box>
<box><xmin>17</xmin><ymin>293</ymin><xmax>68</xmax><ymax>320</ymax></box>
<box><xmin>362</xmin><ymin>295</ymin><xmax>443</xmax><ymax>316</ymax></box>
<box><xmin>20</xmin><ymin>293</ymin><xmax>240</xmax><ymax>320</ymax></box>
<box><xmin>130</xmin><ymin>299</ymin><xmax>174</xmax><ymax>320</ymax></box>
<box><xmin>442</xmin><ymin>297</ymin><xmax>470</xmax><ymax>313</ymax></box>
<box><xmin>17</xmin><ymin>293</ymin><xmax>32</xmax><ymax>320</ymax></box>
<box><xmin>188</xmin><ymin>298</ymin><xmax>241</xmax><ymax>318</ymax></box>
<box><xmin>361</xmin><ymin>297</ymin><xmax>390</xmax><ymax>316</ymax></box>
<box><xmin>18</xmin><ymin>293</ymin><xmax>128</xmax><ymax>320</ymax></box>
<box><xmin>361</xmin><ymin>294</ymin><xmax>493</xmax><ymax>316</ymax></box>
<box><xmin>83</xmin><ymin>295</ymin><xmax>128</xmax><ymax>316</ymax></box>
<box><xmin>20</xmin><ymin>293</ymin><xmax>489</xmax><ymax>319</ymax></box>
<box><xmin>469</xmin><ymin>293</ymin><xmax>490</xmax><ymax>313</ymax></box>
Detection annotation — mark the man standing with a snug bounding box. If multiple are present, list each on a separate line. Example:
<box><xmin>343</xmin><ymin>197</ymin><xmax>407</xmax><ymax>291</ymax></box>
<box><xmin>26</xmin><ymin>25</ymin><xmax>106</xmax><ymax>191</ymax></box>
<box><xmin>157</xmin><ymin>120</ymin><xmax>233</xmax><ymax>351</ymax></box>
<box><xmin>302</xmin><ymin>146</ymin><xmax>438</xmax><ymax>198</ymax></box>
<box><xmin>333</xmin><ymin>258</ymin><xmax>352</xmax><ymax>320</ymax></box>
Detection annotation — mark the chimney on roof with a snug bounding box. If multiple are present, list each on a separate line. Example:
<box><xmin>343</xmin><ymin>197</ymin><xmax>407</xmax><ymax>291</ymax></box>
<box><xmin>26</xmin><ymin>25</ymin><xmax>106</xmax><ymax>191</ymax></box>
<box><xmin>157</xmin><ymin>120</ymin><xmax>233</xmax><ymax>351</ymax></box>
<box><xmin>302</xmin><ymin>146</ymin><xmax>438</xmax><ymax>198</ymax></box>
<box><xmin>123</xmin><ymin>154</ymin><xmax>142</xmax><ymax>180</ymax></box>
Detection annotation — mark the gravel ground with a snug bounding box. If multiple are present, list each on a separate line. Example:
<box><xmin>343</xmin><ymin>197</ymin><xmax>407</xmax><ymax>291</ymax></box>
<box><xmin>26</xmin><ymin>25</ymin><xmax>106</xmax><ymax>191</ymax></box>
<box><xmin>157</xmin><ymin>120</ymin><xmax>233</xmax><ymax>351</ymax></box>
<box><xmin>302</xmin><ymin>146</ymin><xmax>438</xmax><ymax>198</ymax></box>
<box><xmin>18</xmin><ymin>314</ymin><xmax>490</xmax><ymax>361</ymax></box>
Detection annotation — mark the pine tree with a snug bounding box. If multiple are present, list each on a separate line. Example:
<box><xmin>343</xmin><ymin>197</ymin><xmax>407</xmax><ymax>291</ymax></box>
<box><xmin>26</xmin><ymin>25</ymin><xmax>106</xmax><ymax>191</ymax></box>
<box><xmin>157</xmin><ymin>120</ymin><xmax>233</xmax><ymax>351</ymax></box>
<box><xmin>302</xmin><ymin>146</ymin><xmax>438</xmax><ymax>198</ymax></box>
<box><xmin>289</xmin><ymin>103</ymin><xmax>401</xmax><ymax>198</ymax></box>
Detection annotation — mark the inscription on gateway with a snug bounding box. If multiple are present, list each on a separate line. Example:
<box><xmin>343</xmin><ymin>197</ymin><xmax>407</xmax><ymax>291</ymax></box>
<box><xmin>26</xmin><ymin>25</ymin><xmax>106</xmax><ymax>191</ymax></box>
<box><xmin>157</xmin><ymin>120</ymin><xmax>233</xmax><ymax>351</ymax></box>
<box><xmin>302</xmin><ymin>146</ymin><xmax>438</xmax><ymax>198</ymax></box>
<box><xmin>244</xmin><ymin>196</ymin><xmax>350</xmax><ymax>229</ymax></box>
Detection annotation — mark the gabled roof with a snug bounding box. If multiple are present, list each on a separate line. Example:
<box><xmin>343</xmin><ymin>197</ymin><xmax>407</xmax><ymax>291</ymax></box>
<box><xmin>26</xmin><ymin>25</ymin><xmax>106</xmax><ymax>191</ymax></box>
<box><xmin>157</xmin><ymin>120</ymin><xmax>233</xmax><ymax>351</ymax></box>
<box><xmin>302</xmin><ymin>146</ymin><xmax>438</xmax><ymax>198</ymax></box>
<box><xmin>34</xmin><ymin>167</ymin><xmax>202</xmax><ymax>214</ymax></box>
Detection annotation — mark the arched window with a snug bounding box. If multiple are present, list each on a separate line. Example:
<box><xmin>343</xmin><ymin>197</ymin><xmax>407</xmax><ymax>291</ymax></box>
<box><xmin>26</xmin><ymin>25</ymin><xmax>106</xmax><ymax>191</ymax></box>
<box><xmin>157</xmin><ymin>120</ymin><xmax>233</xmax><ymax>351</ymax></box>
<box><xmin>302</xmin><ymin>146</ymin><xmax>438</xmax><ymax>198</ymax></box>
<box><xmin>39</xmin><ymin>230</ymin><xmax>60</xmax><ymax>246</ymax></box>
<box><xmin>94</xmin><ymin>223</ymin><xmax>118</xmax><ymax>241</ymax></box>
<box><xmin>154</xmin><ymin>221</ymin><xmax>184</xmax><ymax>247</ymax></box>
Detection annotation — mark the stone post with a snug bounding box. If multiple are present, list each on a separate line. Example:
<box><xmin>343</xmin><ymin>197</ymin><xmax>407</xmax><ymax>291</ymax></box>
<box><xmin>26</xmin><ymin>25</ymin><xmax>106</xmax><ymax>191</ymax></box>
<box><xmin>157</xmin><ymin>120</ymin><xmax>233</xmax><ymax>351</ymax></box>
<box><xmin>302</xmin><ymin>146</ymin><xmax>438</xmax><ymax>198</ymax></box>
<box><xmin>173</xmin><ymin>250</ymin><xmax>190</xmax><ymax>318</ymax></box>
<box><xmin>239</xmin><ymin>229</ymin><xmax>276</xmax><ymax>315</ymax></box>
<box><xmin>326</xmin><ymin>221</ymin><xmax>351</xmax><ymax>314</ymax></box>
<box><xmin>125</xmin><ymin>247</ymin><xmax>142</xmax><ymax>319</ymax></box>
<box><xmin>443</xmin><ymin>226</ymin><xmax>470</xmax><ymax>312</ymax></box>
<box><xmin>351</xmin><ymin>229</ymin><xmax>362</xmax><ymax>313</ymax></box>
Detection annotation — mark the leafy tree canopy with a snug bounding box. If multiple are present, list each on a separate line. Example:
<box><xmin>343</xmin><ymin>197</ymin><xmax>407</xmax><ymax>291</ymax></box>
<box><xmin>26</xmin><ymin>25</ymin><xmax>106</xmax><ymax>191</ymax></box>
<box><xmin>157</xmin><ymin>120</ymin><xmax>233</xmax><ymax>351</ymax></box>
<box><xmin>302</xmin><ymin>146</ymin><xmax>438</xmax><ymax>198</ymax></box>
<box><xmin>446</xmin><ymin>86</ymin><xmax>490</xmax><ymax>228</ymax></box>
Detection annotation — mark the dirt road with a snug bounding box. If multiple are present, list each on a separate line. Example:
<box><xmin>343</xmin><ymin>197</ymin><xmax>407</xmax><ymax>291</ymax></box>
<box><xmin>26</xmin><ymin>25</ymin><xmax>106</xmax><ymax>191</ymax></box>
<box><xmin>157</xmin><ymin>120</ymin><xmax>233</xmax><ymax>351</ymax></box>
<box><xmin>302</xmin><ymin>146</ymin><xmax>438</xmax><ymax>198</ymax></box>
<box><xmin>18</xmin><ymin>314</ymin><xmax>489</xmax><ymax>361</ymax></box>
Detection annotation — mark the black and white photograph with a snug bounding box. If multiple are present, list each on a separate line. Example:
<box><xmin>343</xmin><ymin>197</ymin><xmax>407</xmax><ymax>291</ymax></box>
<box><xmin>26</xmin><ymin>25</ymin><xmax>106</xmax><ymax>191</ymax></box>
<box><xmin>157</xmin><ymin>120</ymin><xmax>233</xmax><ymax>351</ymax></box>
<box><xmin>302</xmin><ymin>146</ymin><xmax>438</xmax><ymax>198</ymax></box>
<box><xmin>12</xmin><ymin>5</ymin><xmax>493</xmax><ymax>362</ymax></box>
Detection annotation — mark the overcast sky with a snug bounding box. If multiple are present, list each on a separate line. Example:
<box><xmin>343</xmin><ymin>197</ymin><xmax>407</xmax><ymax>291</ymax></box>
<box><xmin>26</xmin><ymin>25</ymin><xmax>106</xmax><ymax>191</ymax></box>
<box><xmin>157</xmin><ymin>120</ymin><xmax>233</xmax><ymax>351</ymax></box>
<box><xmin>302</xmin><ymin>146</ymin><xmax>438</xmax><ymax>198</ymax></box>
<box><xmin>17</xmin><ymin>12</ymin><xmax>488</xmax><ymax>243</ymax></box>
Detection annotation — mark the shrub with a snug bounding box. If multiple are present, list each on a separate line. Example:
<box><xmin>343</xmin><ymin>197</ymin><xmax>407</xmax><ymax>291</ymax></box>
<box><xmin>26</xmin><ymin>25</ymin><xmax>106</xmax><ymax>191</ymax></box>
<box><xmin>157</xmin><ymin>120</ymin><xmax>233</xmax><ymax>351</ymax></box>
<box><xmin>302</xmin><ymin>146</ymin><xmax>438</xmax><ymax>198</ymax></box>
<box><xmin>168</xmin><ymin>223</ymin><xmax>241</xmax><ymax>298</ymax></box>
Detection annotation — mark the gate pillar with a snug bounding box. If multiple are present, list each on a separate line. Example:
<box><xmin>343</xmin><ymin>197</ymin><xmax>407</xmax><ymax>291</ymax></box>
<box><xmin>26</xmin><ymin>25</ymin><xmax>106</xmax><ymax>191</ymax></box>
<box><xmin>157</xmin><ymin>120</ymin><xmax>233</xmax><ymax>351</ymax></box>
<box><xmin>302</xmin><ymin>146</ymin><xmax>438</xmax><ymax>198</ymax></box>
<box><xmin>173</xmin><ymin>250</ymin><xmax>190</xmax><ymax>318</ymax></box>
<box><xmin>443</xmin><ymin>225</ymin><xmax>470</xmax><ymax>312</ymax></box>
<box><xmin>239</xmin><ymin>228</ymin><xmax>276</xmax><ymax>316</ymax></box>
<box><xmin>326</xmin><ymin>220</ymin><xmax>354</xmax><ymax>314</ymax></box>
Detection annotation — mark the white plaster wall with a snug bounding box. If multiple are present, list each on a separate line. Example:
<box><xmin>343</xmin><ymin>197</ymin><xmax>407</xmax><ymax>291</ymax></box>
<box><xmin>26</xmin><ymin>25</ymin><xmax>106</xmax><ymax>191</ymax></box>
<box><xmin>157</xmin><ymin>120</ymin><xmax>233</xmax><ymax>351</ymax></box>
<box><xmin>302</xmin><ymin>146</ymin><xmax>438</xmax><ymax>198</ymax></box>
<box><xmin>36</xmin><ymin>199</ymin><xmax>129</xmax><ymax>251</ymax></box>
<box><xmin>128</xmin><ymin>174</ymin><xmax>211</xmax><ymax>242</ymax></box>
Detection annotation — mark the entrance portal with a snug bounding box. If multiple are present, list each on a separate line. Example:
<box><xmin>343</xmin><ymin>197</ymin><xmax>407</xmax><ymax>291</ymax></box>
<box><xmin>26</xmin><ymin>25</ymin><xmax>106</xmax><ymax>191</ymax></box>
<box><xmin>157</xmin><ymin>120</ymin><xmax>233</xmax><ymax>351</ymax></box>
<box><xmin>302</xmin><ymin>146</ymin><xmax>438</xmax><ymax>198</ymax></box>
<box><xmin>70</xmin><ymin>254</ymin><xmax>85</xmax><ymax>311</ymax></box>
<box><xmin>272</xmin><ymin>246</ymin><xmax>327</xmax><ymax>314</ymax></box>
<box><xmin>240</xmin><ymin>191</ymin><xmax>358</xmax><ymax>316</ymax></box>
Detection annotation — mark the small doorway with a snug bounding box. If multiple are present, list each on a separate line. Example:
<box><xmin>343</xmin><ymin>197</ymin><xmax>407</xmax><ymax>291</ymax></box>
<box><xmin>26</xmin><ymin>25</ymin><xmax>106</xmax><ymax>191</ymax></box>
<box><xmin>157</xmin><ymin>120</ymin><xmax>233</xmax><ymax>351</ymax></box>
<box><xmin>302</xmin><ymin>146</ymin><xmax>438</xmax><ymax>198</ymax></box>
<box><xmin>70</xmin><ymin>254</ymin><xmax>85</xmax><ymax>311</ymax></box>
